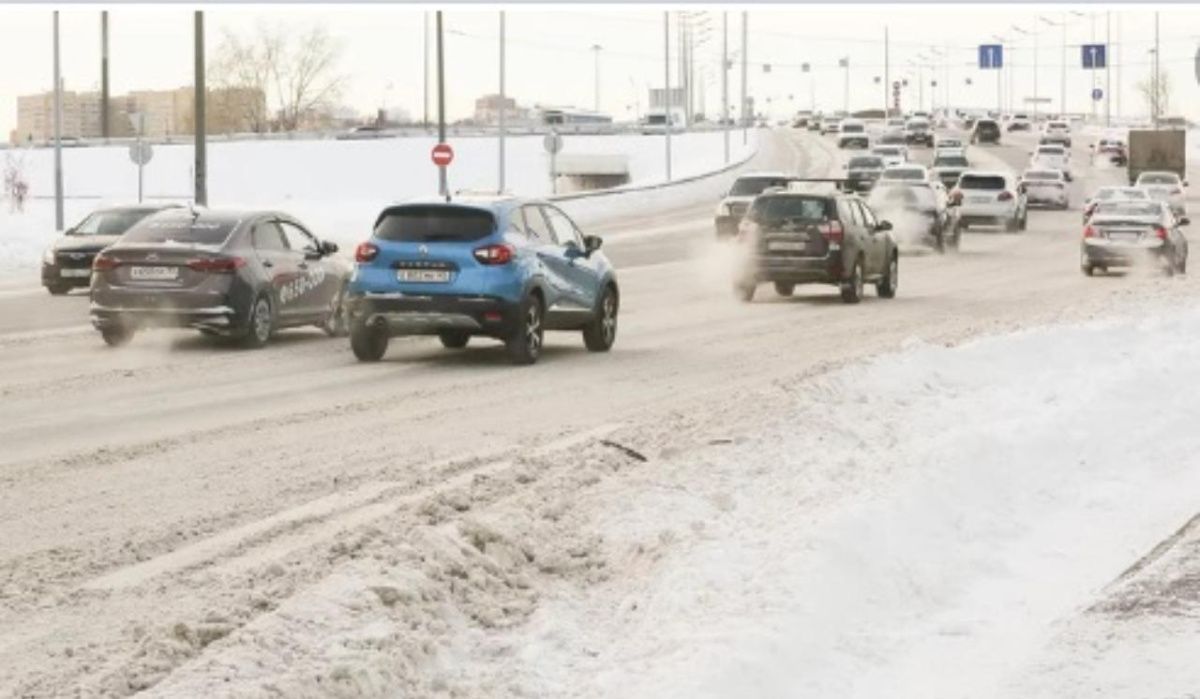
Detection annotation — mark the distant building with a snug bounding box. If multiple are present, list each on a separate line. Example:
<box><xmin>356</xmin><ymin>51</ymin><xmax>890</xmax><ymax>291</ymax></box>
<box><xmin>16</xmin><ymin>90</ymin><xmax>102</xmax><ymax>142</ymax></box>
<box><xmin>473</xmin><ymin>94</ymin><xmax>531</xmax><ymax>125</ymax></box>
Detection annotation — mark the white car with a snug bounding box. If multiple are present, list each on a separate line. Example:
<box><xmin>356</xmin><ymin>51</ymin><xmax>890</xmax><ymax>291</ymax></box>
<box><xmin>1082</xmin><ymin>186</ymin><xmax>1150</xmax><ymax>222</ymax></box>
<box><xmin>837</xmin><ymin>121</ymin><xmax>870</xmax><ymax>149</ymax></box>
<box><xmin>871</xmin><ymin>145</ymin><xmax>908</xmax><ymax>168</ymax></box>
<box><xmin>1029</xmin><ymin>144</ymin><xmax>1072</xmax><ymax>181</ymax></box>
<box><xmin>1136</xmin><ymin>171</ymin><xmax>1189</xmax><ymax>218</ymax></box>
<box><xmin>950</xmin><ymin>170</ymin><xmax>1028</xmax><ymax>232</ymax></box>
<box><xmin>879</xmin><ymin>164</ymin><xmax>929</xmax><ymax>183</ymax></box>
<box><xmin>714</xmin><ymin>171</ymin><xmax>796</xmax><ymax>238</ymax></box>
<box><xmin>1007</xmin><ymin>113</ymin><xmax>1033</xmax><ymax>131</ymax></box>
<box><xmin>1040</xmin><ymin>120</ymin><xmax>1072</xmax><ymax>147</ymax></box>
<box><xmin>1020</xmin><ymin>169</ymin><xmax>1070</xmax><ymax>209</ymax></box>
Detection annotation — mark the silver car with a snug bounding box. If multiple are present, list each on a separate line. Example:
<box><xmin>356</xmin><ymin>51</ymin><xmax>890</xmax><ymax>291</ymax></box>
<box><xmin>1135</xmin><ymin>171</ymin><xmax>1189</xmax><ymax>218</ymax></box>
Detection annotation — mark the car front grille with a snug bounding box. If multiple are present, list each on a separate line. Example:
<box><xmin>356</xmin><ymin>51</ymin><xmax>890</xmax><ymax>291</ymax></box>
<box><xmin>55</xmin><ymin>251</ymin><xmax>96</xmax><ymax>269</ymax></box>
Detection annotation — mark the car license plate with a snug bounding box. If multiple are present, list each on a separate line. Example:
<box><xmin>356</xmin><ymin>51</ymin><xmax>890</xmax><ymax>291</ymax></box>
<box><xmin>768</xmin><ymin>241</ymin><xmax>808</xmax><ymax>252</ymax></box>
<box><xmin>129</xmin><ymin>266</ymin><xmax>178</xmax><ymax>281</ymax></box>
<box><xmin>968</xmin><ymin>195</ymin><xmax>991</xmax><ymax>203</ymax></box>
<box><xmin>1109</xmin><ymin>232</ymin><xmax>1140</xmax><ymax>243</ymax></box>
<box><xmin>60</xmin><ymin>268</ymin><xmax>91</xmax><ymax>278</ymax></box>
<box><xmin>397</xmin><ymin>269</ymin><xmax>451</xmax><ymax>283</ymax></box>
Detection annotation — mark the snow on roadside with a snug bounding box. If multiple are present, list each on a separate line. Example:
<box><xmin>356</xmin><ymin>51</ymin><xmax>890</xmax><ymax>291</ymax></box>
<box><xmin>134</xmin><ymin>301</ymin><xmax>1200</xmax><ymax>698</ymax></box>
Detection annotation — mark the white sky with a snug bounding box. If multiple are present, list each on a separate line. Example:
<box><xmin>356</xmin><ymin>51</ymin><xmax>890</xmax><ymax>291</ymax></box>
<box><xmin>2</xmin><ymin>3</ymin><xmax>1198</xmax><ymax>135</ymax></box>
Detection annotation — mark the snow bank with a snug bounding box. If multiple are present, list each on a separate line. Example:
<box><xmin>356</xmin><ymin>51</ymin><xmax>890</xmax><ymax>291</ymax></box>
<box><xmin>0</xmin><ymin>130</ymin><xmax>757</xmax><ymax>274</ymax></box>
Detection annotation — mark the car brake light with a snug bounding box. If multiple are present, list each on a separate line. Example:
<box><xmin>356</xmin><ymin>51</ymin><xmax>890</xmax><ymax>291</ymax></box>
<box><xmin>1154</xmin><ymin>225</ymin><xmax>1168</xmax><ymax>240</ymax></box>
<box><xmin>473</xmin><ymin>243</ymin><xmax>514</xmax><ymax>265</ymax></box>
<box><xmin>1083</xmin><ymin>225</ymin><xmax>1098</xmax><ymax>238</ymax></box>
<box><xmin>187</xmin><ymin>256</ymin><xmax>246</xmax><ymax>273</ymax></box>
<box><xmin>92</xmin><ymin>254</ymin><xmax>120</xmax><ymax>271</ymax></box>
<box><xmin>355</xmin><ymin>242</ymin><xmax>379</xmax><ymax>263</ymax></box>
<box><xmin>998</xmin><ymin>191</ymin><xmax>1014</xmax><ymax>201</ymax></box>
<box><xmin>819</xmin><ymin>220</ymin><xmax>844</xmax><ymax>243</ymax></box>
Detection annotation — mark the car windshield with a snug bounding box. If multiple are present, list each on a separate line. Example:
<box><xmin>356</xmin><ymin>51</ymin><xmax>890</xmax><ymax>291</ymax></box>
<box><xmin>1096</xmin><ymin>188</ymin><xmax>1147</xmax><ymax>201</ymax></box>
<box><xmin>730</xmin><ymin>177</ymin><xmax>792</xmax><ymax>196</ymax></box>
<box><xmin>374</xmin><ymin>205</ymin><xmax>496</xmax><ymax>242</ymax></box>
<box><xmin>1037</xmin><ymin>148</ymin><xmax>1065</xmax><ymax>156</ymax></box>
<box><xmin>849</xmin><ymin>157</ymin><xmax>883</xmax><ymax>168</ymax></box>
<box><xmin>873</xmin><ymin>147</ymin><xmax>901</xmax><ymax>156</ymax></box>
<box><xmin>71</xmin><ymin>209</ymin><xmax>156</xmax><ymax>236</ymax></box>
<box><xmin>906</xmin><ymin>121</ymin><xmax>929</xmax><ymax>130</ymax></box>
<box><xmin>1095</xmin><ymin>202</ymin><xmax>1162</xmax><ymax>217</ymax></box>
<box><xmin>121</xmin><ymin>214</ymin><xmax>238</xmax><ymax>246</ymax></box>
<box><xmin>1139</xmin><ymin>174</ymin><xmax>1179</xmax><ymax>185</ymax></box>
<box><xmin>869</xmin><ymin>185</ymin><xmax>937</xmax><ymax>211</ymax></box>
<box><xmin>959</xmin><ymin>175</ymin><xmax>1007</xmax><ymax>190</ymax></box>
<box><xmin>749</xmin><ymin>196</ymin><xmax>832</xmax><ymax>222</ymax></box>
<box><xmin>935</xmin><ymin>156</ymin><xmax>968</xmax><ymax>167</ymax></box>
<box><xmin>1024</xmin><ymin>171</ymin><xmax>1060</xmax><ymax>181</ymax></box>
<box><xmin>841</xmin><ymin>123</ymin><xmax>865</xmax><ymax>133</ymax></box>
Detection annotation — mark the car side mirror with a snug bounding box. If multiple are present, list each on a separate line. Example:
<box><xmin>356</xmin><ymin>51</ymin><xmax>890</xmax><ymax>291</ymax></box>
<box><xmin>1181</xmin><ymin>217</ymin><xmax>1191</xmax><ymax>226</ymax></box>
<box><xmin>876</xmin><ymin>220</ymin><xmax>893</xmax><ymax>232</ymax></box>
<box><xmin>321</xmin><ymin>240</ymin><xmax>339</xmax><ymax>255</ymax></box>
<box><xmin>304</xmin><ymin>247</ymin><xmax>323</xmax><ymax>261</ymax></box>
<box><xmin>583</xmin><ymin>234</ymin><xmax>603</xmax><ymax>254</ymax></box>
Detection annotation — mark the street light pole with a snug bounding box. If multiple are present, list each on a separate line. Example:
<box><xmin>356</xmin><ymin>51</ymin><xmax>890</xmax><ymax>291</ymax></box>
<box><xmin>53</xmin><ymin>10</ymin><xmax>63</xmax><ymax>231</ymax></box>
<box><xmin>740</xmin><ymin>11</ymin><xmax>748</xmax><ymax>143</ymax></box>
<box><xmin>423</xmin><ymin>12</ymin><xmax>429</xmax><ymax>130</ymax></box>
<box><xmin>884</xmin><ymin>27</ymin><xmax>890</xmax><ymax>116</ymax></box>
<box><xmin>591</xmin><ymin>44</ymin><xmax>602</xmax><ymax>113</ymax></box>
<box><xmin>193</xmin><ymin>11</ymin><xmax>207</xmax><ymax>206</ymax></box>
<box><xmin>498</xmin><ymin>11</ymin><xmax>506</xmax><ymax>192</ymax></box>
<box><xmin>436</xmin><ymin>10</ymin><xmax>447</xmax><ymax>197</ymax></box>
<box><xmin>722</xmin><ymin>11</ymin><xmax>729</xmax><ymax>163</ymax></box>
<box><xmin>1153</xmin><ymin>11</ymin><xmax>1160</xmax><ymax>128</ymax></box>
<box><xmin>101</xmin><ymin>10</ymin><xmax>109</xmax><ymax>139</ymax></box>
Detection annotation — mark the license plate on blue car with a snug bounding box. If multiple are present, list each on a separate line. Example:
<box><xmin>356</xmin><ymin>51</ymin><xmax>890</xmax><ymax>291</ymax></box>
<box><xmin>397</xmin><ymin>269</ymin><xmax>451</xmax><ymax>283</ymax></box>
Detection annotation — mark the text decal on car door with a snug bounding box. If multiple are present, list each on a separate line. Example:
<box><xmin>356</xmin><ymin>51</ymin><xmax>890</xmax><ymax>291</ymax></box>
<box><xmin>279</xmin><ymin>266</ymin><xmax>327</xmax><ymax>306</ymax></box>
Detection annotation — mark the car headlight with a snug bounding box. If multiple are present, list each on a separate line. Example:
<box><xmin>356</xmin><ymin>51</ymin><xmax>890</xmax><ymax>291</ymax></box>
<box><xmin>42</xmin><ymin>247</ymin><xmax>55</xmax><ymax>265</ymax></box>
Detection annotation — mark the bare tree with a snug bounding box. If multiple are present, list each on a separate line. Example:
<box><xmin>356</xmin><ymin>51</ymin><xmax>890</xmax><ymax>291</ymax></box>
<box><xmin>208</xmin><ymin>21</ymin><xmax>345</xmax><ymax>133</ymax></box>
<box><xmin>1136</xmin><ymin>69</ymin><xmax>1172</xmax><ymax>121</ymax></box>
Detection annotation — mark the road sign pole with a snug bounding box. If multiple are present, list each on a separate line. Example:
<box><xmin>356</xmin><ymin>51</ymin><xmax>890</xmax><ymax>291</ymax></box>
<box><xmin>436</xmin><ymin>11</ymin><xmax>447</xmax><ymax>198</ymax></box>
<box><xmin>53</xmin><ymin>10</ymin><xmax>64</xmax><ymax>232</ymax></box>
<box><xmin>498</xmin><ymin>10</ymin><xmax>505</xmax><ymax>193</ymax></box>
<box><xmin>194</xmin><ymin>11</ymin><xmax>206</xmax><ymax>206</ymax></box>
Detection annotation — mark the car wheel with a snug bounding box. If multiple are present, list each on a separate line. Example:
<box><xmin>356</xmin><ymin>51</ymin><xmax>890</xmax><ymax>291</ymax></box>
<box><xmin>1178</xmin><ymin>254</ymin><xmax>1188</xmax><ymax>275</ymax></box>
<box><xmin>506</xmin><ymin>294</ymin><xmax>544</xmax><ymax>365</ymax></box>
<box><xmin>322</xmin><ymin>285</ymin><xmax>350</xmax><ymax>338</ymax></box>
<box><xmin>46</xmin><ymin>284</ymin><xmax>71</xmax><ymax>296</ymax></box>
<box><xmin>773</xmin><ymin>282</ymin><xmax>795</xmax><ymax>297</ymax></box>
<box><xmin>840</xmin><ymin>257</ymin><xmax>864</xmax><ymax>304</ymax></box>
<box><xmin>876</xmin><ymin>253</ymin><xmax>898</xmax><ymax>299</ymax></box>
<box><xmin>734</xmin><ymin>281</ymin><xmax>756</xmax><ymax>303</ymax></box>
<box><xmin>350</xmin><ymin>318</ymin><xmax>389</xmax><ymax>362</ymax></box>
<box><xmin>438</xmin><ymin>330</ymin><xmax>471</xmax><ymax>349</ymax></box>
<box><xmin>583</xmin><ymin>285</ymin><xmax>618</xmax><ymax>352</ymax></box>
<box><xmin>1080</xmin><ymin>249</ymin><xmax>1096</xmax><ymax>276</ymax></box>
<box><xmin>100</xmin><ymin>325</ymin><xmax>134</xmax><ymax>347</ymax></box>
<box><xmin>241</xmin><ymin>294</ymin><xmax>274</xmax><ymax>349</ymax></box>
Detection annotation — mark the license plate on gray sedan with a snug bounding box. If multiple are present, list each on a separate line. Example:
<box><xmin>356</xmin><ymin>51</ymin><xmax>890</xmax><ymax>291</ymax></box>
<box><xmin>768</xmin><ymin>241</ymin><xmax>808</xmax><ymax>251</ymax></box>
<box><xmin>397</xmin><ymin>269</ymin><xmax>451</xmax><ymax>283</ymax></box>
<box><xmin>129</xmin><ymin>266</ymin><xmax>178</xmax><ymax>281</ymax></box>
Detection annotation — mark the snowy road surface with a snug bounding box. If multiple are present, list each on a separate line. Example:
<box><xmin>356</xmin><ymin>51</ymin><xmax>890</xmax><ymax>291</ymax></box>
<box><xmin>1</xmin><ymin>128</ymin><xmax>1199</xmax><ymax>697</ymax></box>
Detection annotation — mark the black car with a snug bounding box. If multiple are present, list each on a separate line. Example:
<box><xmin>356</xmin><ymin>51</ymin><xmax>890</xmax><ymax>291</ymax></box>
<box><xmin>90</xmin><ymin>208</ymin><xmax>352</xmax><ymax>347</ymax></box>
<box><xmin>732</xmin><ymin>188</ymin><xmax>898</xmax><ymax>303</ymax></box>
<box><xmin>867</xmin><ymin>181</ymin><xmax>956</xmax><ymax>252</ymax></box>
<box><xmin>971</xmin><ymin>119</ymin><xmax>1001</xmax><ymax>144</ymax></box>
<box><xmin>904</xmin><ymin>119</ymin><xmax>934</xmax><ymax>147</ymax></box>
<box><xmin>843</xmin><ymin>155</ymin><xmax>884</xmax><ymax>193</ymax></box>
<box><xmin>930</xmin><ymin>153</ymin><xmax>969</xmax><ymax>189</ymax></box>
<box><xmin>41</xmin><ymin>205</ymin><xmax>178</xmax><ymax>295</ymax></box>
<box><xmin>1080</xmin><ymin>200</ymin><xmax>1189</xmax><ymax>276</ymax></box>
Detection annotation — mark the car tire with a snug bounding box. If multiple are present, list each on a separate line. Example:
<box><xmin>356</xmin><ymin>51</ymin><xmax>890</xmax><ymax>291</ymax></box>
<box><xmin>322</xmin><ymin>285</ymin><xmax>350</xmax><ymax>338</ymax></box>
<box><xmin>583</xmin><ymin>285</ymin><xmax>618</xmax><ymax>352</ymax></box>
<box><xmin>1178</xmin><ymin>254</ymin><xmax>1188</xmax><ymax>275</ymax></box>
<box><xmin>734</xmin><ymin>281</ymin><xmax>756</xmax><ymax>302</ymax></box>
<box><xmin>350</xmin><ymin>318</ymin><xmax>389</xmax><ymax>362</ymax></box>
<box><xmin>1018</xmin><ymin>213</ymin><xmax>1028</xmax><ymax>231</ymax></box>
<box><xmin>241</xmin><ymin>294</ymin><xmax>274</xmax><ymax>349</ymax></box>
<box><xmin>100</xmin><ymin>325</ymin><xmax>134</xmax><ymax>347</ymax></box>
<box><xmin>506</xmin><ymin>294</ymin><xmax>544</xmax><ymax>365</ymax></box>
<box><xmin>840</xmin><ymin>257</ymin><xmax>865</xmax><ymax>304</ymax></box>
<box><xmin>438</xmin><ymin>330</ymin><xmax>471</xmax><ymax>349</ymax></box>
<box><xmin>46</xmin><ymin>284</ymin><xmax>71</xmax><ymax>296</ymax></box>
<box><xmin>876</xmin><ymin>253</ymin><xmax>898</xmax><ymax>299</ymax></box>
<box><xmin>773</xmin><ymin>282</ymin><xmax>795</xmax><ymax>297</ymax></box>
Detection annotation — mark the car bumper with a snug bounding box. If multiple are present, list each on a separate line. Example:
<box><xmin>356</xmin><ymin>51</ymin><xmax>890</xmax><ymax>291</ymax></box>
<box><xmin>1026</xmin><ymin>190</ymin><xmax>1068</xmax><ymax>206</ymax></box>
<box><xmin>90</xmin><ymin>288</ymin><xmax>241</xmax><ymax>332</ymax></box>
<box><xmin>347</xmin><ymin>292</ymin><xmax>519</xmax><ymax>337</ymax></box>
<box><xmin>1082</xmin><ymin>240</ymin><xmax>1168</xmax><ymax>267</ymax></box>
<box><xmin>41</xmin><ymin>264</ymin><xmax>93</xmax><ymax>288</ymax></box>
<box><xmin>742</xmin><ymin>252</ymin><xmax>844</xmax><ymax>285</ymax></box>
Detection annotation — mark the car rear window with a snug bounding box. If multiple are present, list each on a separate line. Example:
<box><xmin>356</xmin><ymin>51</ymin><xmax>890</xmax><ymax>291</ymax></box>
<box><xmin>1024</xmin><ymin>171</ymin><xmax>1060</xmax><ymax>180</ymax></box>
<box><xmin>1096</xmin><ymin>201</ymin><xmax>1161</xmax><ymax>217</ymax></box>
<box><xmin>935</xmin><ymin>156</ymin><xmax>968</xmax><ymax>167</ymax></box>
<box><xmin>849</xmin><ymin>156</ymin><xmax>883</xmax><ymax>168</ymax></box>
<box><xmin>841</xmin><ymin>123</ymin><xmax>865</xmax><ymax>133</ymax></box>
<box><xmin>730</xmin><ymin>177</ymin><xmax>792</xmax><ymax>196</ymax></box>
<box><xmin>1097</xmin><ymin>188</ymin><xmax>1147</xmax><ymax>200</ymax></box>
<box><xmin>374</xmin><ymin>205</ymin><xmax>496</xmax><ymax>242</ymax></box>
<box><xmin>869</xmin><ymin>185</ymin><xmax>936</xmax><ymax>211</ymax></box>
<box><xmin>885</xmin><ymin>168</ymin><xmax>924</xmax><ymax>180</ymax></box>
<box><xmin>960</xmin><ymin>175</ymin><xmax>1006</xmax><ymax>190</ymax></box>
<box><xmin>122</xmin><ymin>214</ymin><xmax>238</xmax><ymax>246</ymax></box>
<box><xmin>73</xmin><ymin>209</ymin><xmax>156</xmax><ymax>236</ymax></box>
<box><xmin>976</xmin><ymin>121</ymin><xmax>999</xmax><ymax>131</ymax></box>
<box><xmin>749</xmin><ymin>196</ymin><xmax>832</xmax><ymax>222</ymax></box>
<box><xmin>1139</xmin><ymin>174</ymin><xmax>1179</xmax><ymax>185</ymax></box>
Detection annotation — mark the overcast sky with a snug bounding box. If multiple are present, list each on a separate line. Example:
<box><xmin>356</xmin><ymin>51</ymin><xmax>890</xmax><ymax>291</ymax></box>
<box><xmin>2</xmin><ymin>3</ymin><xmax>1199</xmax><ymax>135</ymax></box>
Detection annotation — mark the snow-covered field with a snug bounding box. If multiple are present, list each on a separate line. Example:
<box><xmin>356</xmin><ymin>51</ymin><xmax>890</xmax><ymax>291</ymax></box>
<box><xmin>120</xmin><ymin>301</ymin><xmax>1200</xmax><ymax>698</ymax></box>
<box><xmin>0</xmin><ymin>130</ymin><xmax>756</xmax><ymax>274</ymax></box>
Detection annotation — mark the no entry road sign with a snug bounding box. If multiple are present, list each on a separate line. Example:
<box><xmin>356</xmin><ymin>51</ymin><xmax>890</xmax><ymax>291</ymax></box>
<box><xmin>431</xmin><ymin>143</ymin><xmax>454</xmax><ymax>167</ymax></box>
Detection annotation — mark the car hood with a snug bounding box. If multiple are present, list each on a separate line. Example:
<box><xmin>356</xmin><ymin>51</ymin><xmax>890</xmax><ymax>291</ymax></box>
<box><xmin>52</xmin><ymin>234</ymin><xmax>121</xmax><ymax>253</ymax></box>
<box><xmin>722</xmin><ymin>195</ymin><xmax>759</xmax><ymax>205</ymax></box>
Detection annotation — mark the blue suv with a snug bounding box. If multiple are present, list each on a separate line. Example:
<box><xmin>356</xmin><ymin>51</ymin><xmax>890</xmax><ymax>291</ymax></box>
<box><xmin>347</xmin><ymin>196</ymin><xmax>619</xmax><ymax>365</ymax></box>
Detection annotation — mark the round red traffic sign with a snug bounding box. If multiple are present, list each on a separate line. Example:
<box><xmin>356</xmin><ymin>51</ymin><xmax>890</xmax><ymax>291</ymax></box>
<box><xmin>431</xmin><ymin>143</ymin><xmax>454</xmax><ymax>167</ymax></box>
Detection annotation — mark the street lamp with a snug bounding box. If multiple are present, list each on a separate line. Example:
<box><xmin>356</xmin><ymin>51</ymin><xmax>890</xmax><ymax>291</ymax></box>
<box><xmin>1012</xmin><ymin>24</ymin><xmax>1040</xmax><ymax>119</ymax></box>
<box><xmin>991</xmin><ymin>33</ymin><xmax>1008</xmax><ymax>115</ymax></box>
<box><xmin>591</xmin><ymin>44</ymin><xmax>602</xmax><ymax>113</ymax></box>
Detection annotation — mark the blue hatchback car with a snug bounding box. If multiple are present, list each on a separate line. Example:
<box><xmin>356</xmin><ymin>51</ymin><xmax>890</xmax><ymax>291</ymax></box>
<box><xmin>346</xmin><ymin>196</ymin><xmax>619</xmax><ymax>365</ymax></box>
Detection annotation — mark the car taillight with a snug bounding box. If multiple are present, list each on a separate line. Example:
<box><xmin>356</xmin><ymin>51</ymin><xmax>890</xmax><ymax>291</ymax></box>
<box><xmin>819</xmin><ymin>220</ymin><xmax>844</xmax><ymax>244</ymax></box>
<box><xmin>1154</xmin><ymin>225</ymin><xmax>1168</xmax><ymax>240</ymax></box>
<box><xmin>355</xmin><ymin>242</ymin><xmax>379</xmax><ymax>263</ymax></box>
<box><xmin>92</xmin><ymin>254</ymin><xmax>120</xmax><ymax>271</ymax></box>
<box><xmin>187</xmin><ymin>256</ymin><xmax>246</xmax><ymax>273</ymax></box>
<box><xmin>473</xmin><ymin>243</ymin><xmax>514</xmax><ymax>265</ymax></box>
<box><xmin>997</xmin><ymin>191</ymin><xmax>1014</xmax><ymax>201</ymax></box>
<box><xmin>1083</xmin><ymin>225</ymin><xmax>1098</xmax><ymax>238</ymax></box>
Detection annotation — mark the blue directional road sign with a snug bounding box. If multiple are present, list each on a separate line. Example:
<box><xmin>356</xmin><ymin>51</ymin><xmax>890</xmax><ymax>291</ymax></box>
<box><xmin>979</xmin><ymin>44</ymin><xmax>1004</xmax><ymax>69</ymax></box>
<box><xmin>1092</xmin><ymin>87</ymin><xmax>1104</xmax><ymax>102</ymax></box>
<box><xmin>1082</xmin><ymin>44</ymin><xmax>1107</xmax><ymax>69</ymax></box>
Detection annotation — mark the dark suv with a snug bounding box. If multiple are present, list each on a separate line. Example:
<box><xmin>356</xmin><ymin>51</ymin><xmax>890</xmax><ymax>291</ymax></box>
<box><xmin>733</xmin><ymin>189</ymin><xmax>898</xmax><ymax>303</ymax></box>
<box><xmin>972</xmin><ymin>119</ymin><xmax>1001</xmax><ymax>144</ymax></box>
